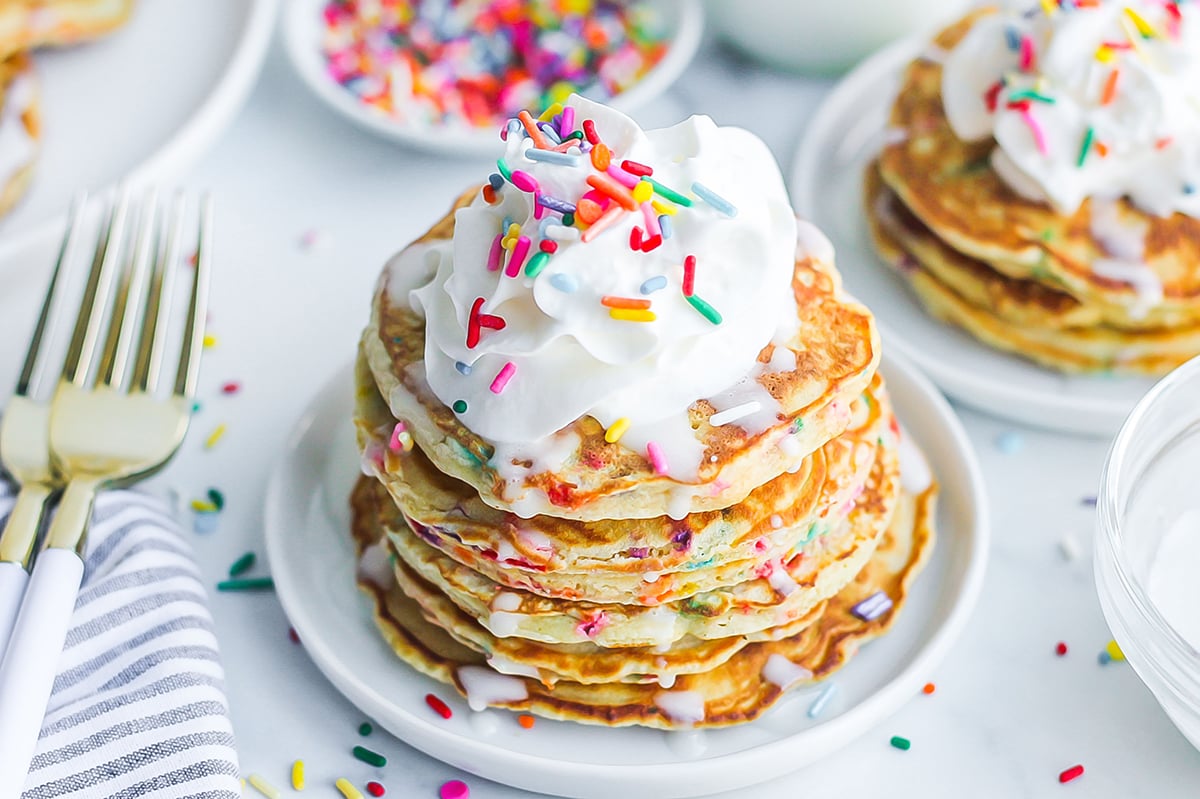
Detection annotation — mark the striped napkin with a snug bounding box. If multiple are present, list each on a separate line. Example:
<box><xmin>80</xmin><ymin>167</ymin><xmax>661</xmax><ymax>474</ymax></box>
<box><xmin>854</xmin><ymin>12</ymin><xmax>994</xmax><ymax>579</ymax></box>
<box><xmin>0</xmin><ymin>477</ymin><xmax>241</xmax><ymax>798</ymax></box>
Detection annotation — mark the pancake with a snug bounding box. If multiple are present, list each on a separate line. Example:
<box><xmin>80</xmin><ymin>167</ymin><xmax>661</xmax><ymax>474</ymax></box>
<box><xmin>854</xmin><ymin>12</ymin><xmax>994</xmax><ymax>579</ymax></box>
<box><xmin>356</xmin><ymin>348</ymin><xmax>891</xmax><ymax>604</ymax></box>
<box><xmin>0</xmin><ymin>53</ymin><xmax>38</xmax><ymax>218</ymax></box>
<box><xmin>0</xmin><ymin>0</ymin><xmax>133</xmax><ymax>59</ymax></box>
<box><xmin>358</xmin><ymin>419</ymin><xmax>899</xmax><ymax>649</ymax></box>
<box><xmin>365</xmin><ymin>190</ymin><xmax>880</xmax><ymax>522</ymax></box>
<box><xmin>878</xmin><ymin>8</ymin><xmax>1200</xmax><ymax>330</ymax></box>
<box><xmin>867</xmin><ymin>161</ymin><xmax>1099</xmax><ymax>330</ymax></box>
<box><xmin>867</xmin><ymin>167</ymin><xmax>1200</xmax><ymax>374</ymax></box>
<box><xmin>351</xmin><ymin>474</ymin><xmax>938</xmax><ymax>728</ymax></box>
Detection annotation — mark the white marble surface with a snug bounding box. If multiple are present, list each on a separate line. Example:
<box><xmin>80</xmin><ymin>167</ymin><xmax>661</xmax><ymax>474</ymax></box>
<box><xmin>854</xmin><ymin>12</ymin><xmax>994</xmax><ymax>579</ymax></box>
<box><xmin>5</xmin><ymin>25</ymin><xmax>1200</xmax><ymax>799</ymax></box>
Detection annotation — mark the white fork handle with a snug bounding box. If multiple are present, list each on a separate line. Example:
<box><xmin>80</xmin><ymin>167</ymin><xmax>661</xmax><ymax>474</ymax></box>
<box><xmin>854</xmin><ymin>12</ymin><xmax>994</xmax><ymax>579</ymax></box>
<box><xmin>0</xmin><ymin>549</ymin><xmax>84</xmax><ymax>797</ymax></box>
<box><xmin>0</xmin><ymin>562</ymin><xmax>29</xmax><ymax>658</ymax></box>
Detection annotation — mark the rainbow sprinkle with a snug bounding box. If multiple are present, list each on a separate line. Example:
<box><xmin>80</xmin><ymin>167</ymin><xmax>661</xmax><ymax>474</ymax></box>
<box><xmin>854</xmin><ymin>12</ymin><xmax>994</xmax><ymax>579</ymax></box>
<box><xmin>490</xmin><ymin>362</ymin><xmax>517</xmax><ymax>394</ymax></box>
<box><xmin>291</xmin><ymin>761</ymin><xmax>305</xmax><ymax>791</ymax></box>
<box><xmin>685</xmin><ymin>294</ymin><xmax>722</xmax><ymax>325</ymax></box>
<box><xmin>691</xmin><ymin>182</ymin><xmax>737</xmax><ymax>217</ymax></box>
<box><xmin>646</xmin><ymin>441</ymin><xmax>668</xmax><ymax>474</ymax></box>
<box><xmin>605</xmin><ymin>417</ymin><xmax>631</xmax><ymax>443</ymax></box>
<box><xmin>320</xmin><ymin>1</ymin><xmax>669</xmax><ymax>131</ymax></box>
<box><xmin>336</xmin><ymin>778</ymin><xmax>364</xmax><ymax>799</ymax></box>
<box><xmin>248</xmin><ymin>774</ymin><xmax>281</xmax><ymax>799</ymax></box>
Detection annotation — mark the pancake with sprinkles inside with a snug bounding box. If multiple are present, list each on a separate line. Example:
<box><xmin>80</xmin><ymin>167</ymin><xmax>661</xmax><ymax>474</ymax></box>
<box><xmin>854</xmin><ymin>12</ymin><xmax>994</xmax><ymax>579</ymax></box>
<box><xmin>866</xmin><ymin>163</ymin><xmax>1200</xmax><ymax>374</ymax></box>
<box><xmin>350</xmin><ymin>93</ymin><xmax>939</xmax><ymax>729</ymax></box>
<box><xmin>873</xmin><ymin>2</ymin><xmax>1200</xmax><ymax>372</ymax></box>
<box><xmin>356</xmin><ymin>349</ymin><xmax>893</xmax><ymax>605</ymax></box>
<box><xmin>351</xmin><ymin>473</ymin><xmax>937</xmax><ymax>727</ymax></box>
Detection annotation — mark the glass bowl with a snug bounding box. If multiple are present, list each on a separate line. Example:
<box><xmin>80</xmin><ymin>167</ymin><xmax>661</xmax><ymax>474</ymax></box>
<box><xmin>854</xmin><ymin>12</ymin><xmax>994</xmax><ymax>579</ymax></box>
<box><xmin>1097</xmin><ymin>355</ymin><xmax>1200</xmax><ymax>750</ymax></box>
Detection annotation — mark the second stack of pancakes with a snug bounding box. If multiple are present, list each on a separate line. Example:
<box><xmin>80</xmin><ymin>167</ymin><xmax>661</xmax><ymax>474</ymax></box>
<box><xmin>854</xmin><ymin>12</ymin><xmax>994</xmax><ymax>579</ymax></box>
<box><xmin>868</xmin><ymin>3</ymin><xmax>1200</xmax><ymax>375</ymax></box>
<box><xmin>352</xmin><ymin>96</ymin><xmax>937</xmax><ymax>728</ymax></box>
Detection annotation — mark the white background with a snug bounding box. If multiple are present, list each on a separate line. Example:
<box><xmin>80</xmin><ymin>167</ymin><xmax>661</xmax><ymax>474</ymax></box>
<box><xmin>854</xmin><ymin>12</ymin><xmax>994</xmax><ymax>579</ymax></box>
<box><xmin>7</xmin><ymin>22</ymin><xmax>1200</xmax><ymax>799</ymax></box>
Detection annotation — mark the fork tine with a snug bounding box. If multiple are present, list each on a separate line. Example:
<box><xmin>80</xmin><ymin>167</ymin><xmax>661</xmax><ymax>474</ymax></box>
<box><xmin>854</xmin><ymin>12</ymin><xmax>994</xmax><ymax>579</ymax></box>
<box><xmin>15</xmin><ymin>193</ymin><xmax>87</xmax><ymax>398</ymax></box>
<box><xmin>131</xmin><ymin>192</ymin><xmax>184</xmax><ymax>394</ymax></box>
<box><xmin>61</xmin><ymin>188</ymin><xmax>131</xmax><ymax>387</ymax></box>
<box><xmin>97</xmin><ymin>191</ymin><xmax>158</xmax><ymax>390</ymax></box>
<box><xmin>174</xmin><ymin>194</ymin><xmax>212</xmax><ymax>399</ymax></box>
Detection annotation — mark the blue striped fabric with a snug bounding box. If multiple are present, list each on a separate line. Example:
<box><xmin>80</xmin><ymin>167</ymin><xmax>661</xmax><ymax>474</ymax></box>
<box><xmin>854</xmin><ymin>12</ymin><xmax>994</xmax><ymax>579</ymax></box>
<box><xmin>0</xmin><ymin>479</ymin><xmax>240</xmax><ymax>798</ymax></box>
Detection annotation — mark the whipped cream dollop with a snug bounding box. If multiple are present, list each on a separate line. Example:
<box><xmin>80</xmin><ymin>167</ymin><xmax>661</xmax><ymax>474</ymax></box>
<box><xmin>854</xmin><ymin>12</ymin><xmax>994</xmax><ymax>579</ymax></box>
<box><xmin>941</xmin><ymin>0</ymin><xmax>1200</xmax><ymax>216</ymax></box>
<box><xmin>406</xmin><ymin>96</ymin><xmax>797</xmax><ymax>450</ymax></box>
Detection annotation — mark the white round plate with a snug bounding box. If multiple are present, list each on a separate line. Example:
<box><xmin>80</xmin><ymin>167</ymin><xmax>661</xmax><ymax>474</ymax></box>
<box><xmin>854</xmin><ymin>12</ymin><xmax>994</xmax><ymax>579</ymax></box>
<box><xmin>263</xmin><ymin>352</ymin><xmax>988</xmax><ymax>799</ymax></box>
<box><xmin>790</xmin><ymin>36</ymin><xmax>1155</xmax><ymax>437</ymax></box>
<box><xmin>0</xmin><ymin>0</ymin><xmax>278</xmax><ymax>259</ymax></box>
<box><xmin>283</xmin><ymin>0</ymin><xmax>703</xmax><ymax>156</ymax></box>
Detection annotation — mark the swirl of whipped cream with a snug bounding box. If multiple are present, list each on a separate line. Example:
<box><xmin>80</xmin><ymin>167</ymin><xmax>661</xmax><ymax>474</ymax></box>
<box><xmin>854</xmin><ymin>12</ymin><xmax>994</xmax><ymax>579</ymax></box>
<box><xmin>941</xmin><ymin>0</ymin><xmax>1200</xmax><ymax>216</ymax></box>
<box><xmin>408</xmin><ymin>96</ymin><xmax>797</xmax><ymax>449</ymax></box>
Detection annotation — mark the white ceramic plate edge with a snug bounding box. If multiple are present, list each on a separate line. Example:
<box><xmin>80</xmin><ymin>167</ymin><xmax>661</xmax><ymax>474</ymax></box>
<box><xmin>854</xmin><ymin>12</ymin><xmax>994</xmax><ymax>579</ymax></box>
<box><xmin>0</xmin><ymin>0</ymin><xmax>280</xmax><ymax>263</ymax></box>
<box><xmin>282</xmin><ymin>0</ymin><xmax>703</xmax><ymax>155</ymax></box>
<box><xmin>263</xmin><ymin>351</ymin><xmax>988</xmax><ymax>799</ymax></box>
<box><xmin>789</xmin><ymin>34</ymin><xmax>1143</xmax><ymax>437</ymax></box>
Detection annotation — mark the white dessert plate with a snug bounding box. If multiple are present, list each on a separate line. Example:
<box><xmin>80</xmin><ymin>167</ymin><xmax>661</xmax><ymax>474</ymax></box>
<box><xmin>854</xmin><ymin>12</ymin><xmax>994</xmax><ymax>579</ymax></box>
<box><xmin>263</xmin><ymin>351</ymin><xmax>988</xmax><ymax>799</ymax></box>
<box><xmin>282</xmin><ymin>0</ymin><xmax>704</xmax><ymax>156</ymax></box>
<box><xmin>789</xmin><ymin>35</ymin><xmax>1155</xmax><ymax>437</ymax></box>
<box><xmin>0</xmin><ymin>0</ymin><xmax>278</xmax><ymax>260</ymax></box>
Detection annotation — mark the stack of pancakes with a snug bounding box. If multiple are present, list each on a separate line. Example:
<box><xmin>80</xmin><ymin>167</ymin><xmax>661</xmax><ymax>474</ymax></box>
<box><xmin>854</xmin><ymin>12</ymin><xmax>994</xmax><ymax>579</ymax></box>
<box><xmin>350</xmin><ymin>191</ymin><xmax>939</xmax><ymax>729</ymax></box>
<box><xmin>0</xmin><ymin>0</ymin><xmax>133</xmax><ymax>218</ymax></box>
<box><xmin>868</xmin><ymin>9</ymin><xmax>1200</xmax><ymax>375</ymax></box>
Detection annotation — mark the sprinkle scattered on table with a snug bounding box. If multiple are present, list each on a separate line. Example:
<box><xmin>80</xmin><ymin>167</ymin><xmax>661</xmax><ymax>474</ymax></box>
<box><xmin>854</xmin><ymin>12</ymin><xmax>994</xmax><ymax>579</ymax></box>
<box><xmin>890</xmin><ymin>735</ymin><xmax>911</xmax><ymax>751</ymax></box>
<box><xmin>193</xmin><ymin>511</ymin><xmax>220</xmax><ymax>535</ymax></box>
<box><xmin>288</xmin><ymin>626</ymin><xmax>301</xmax><ymax>644</ymax></box>
<box><xmin>216</xmin><ymin>577</ymin><xmax>275</xmax><ymax>592</ymax></box>
<box><xmin>337</xmin><ymin>778</ymin><xmax>365</xmax><ymax>799</ymax></box>
<box><xmin>299</xmin><ymin>228</ymin><xmax>331</xmax><ymax>251</ymax></box>
<box><xmin>1105</xmin><ymin>639</ymin><xmax>1125</xmax><ymax>662</ymax></box>
<box><xmin>353</xmin><ymin>744</ymin><xmax>387</xmax><ymax>767</ymax></box>
<box><xmin>440</xmin><ymin>780</ymin><xmax>470</xmax><ymax>799</ymax></box>
<box><xmin>1056</xmin><ymin>641</ymin><xmax>1068</xmax><ymax>656</ymax></box>
<box><xmin>517</xmin><ymin>713</ymin><xmax>535</xmax><ymax>729</ymax></box>
<box><xmin>247</xmin><ymin>774</ymin><xmax>281</xmax><ymax>799</ymax></box>
<box><xmin>291</xmin><ymin>760</ymin><xmax>305</xmax><ymax>790</ymax></box>
<box><xmin>1059</xmin><ymin>764</ymin><xmax>1084</xmax><ymax>784</ymax></box>
<box><xmin>994</xmin><ymin>430</ymin><xmax>1024</xmax><ymax>454</ymax></box>
<box><xmin>221</xmin><ymin>380</ymin><xmax>241</xmax><ymax>395</ymax></box>
<box><xmin>204</xmin><ymin>423</ymin><xmax>227</xmax><ymax>450</ymax></box>
<box><xmin>319</xmin><ymin>0</ymin><xmax>669</xmax><ymax>131</ymax></box>
<box><xmin>366</xmin><ymin>782</ymin><xmax>386</xmax><ymax>797</ymax></box>
<box><xmin>228</xmin><ymin>552</ymin><xmax>256</xmax><ymax>577</ymax></box>
<box><xmin>922</xmin><ymin>682</ymin><xmax>936</xmax><ymax>695</ymax></box>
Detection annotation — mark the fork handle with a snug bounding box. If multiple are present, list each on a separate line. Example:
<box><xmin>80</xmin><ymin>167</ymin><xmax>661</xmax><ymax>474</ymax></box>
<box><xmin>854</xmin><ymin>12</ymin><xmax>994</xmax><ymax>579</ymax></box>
<box><xmin>0</xmin><ymin>482</ymin><xmax>93</xmax><ymax>796</ymax></box>
<box><xmin>0</xmin><ymin>550</ymin><xmax>85</xmax><ymax>796</ymax></box>
<box><xmin>0</xmin><ymin>563</ymin><xmax>28</xmax><ymax>659</ymax></box>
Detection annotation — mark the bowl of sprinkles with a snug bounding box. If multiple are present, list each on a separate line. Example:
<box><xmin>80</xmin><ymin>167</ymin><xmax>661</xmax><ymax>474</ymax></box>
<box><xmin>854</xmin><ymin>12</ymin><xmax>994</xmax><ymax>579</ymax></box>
<box><xmin>284</xmin><ymin>0</ymin><xmax>703</xmax><ymax>154</ymax></box>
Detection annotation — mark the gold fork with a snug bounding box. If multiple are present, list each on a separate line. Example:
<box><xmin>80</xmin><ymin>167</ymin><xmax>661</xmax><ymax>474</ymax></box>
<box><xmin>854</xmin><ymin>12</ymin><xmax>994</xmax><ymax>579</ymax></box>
<box><xmin>0</xmin><ymin>189</ymin><xmax>211</xmax><ymax>791</ymax></box>
<box><xmin>0</xmin><ymin>194</ymin><xmax>87</xmax><ymax>655</ymax></box>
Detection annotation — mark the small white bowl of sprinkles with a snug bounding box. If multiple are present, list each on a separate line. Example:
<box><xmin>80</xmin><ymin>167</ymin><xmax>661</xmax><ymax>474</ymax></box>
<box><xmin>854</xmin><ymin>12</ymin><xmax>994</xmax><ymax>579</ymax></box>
<box><xmin>284</xmin><ymin>0</ymin><xmax>704</xmax><ymax>155</ymax></box>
